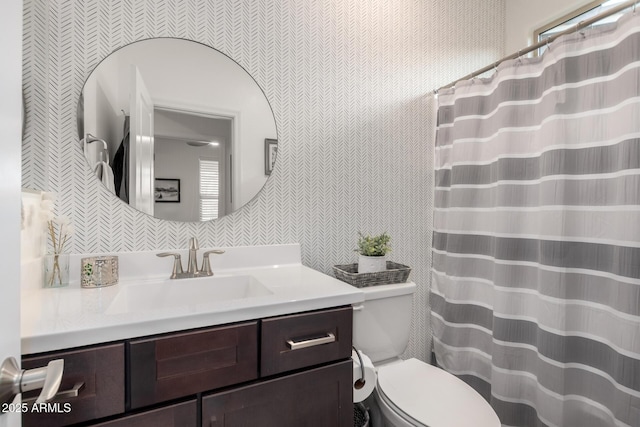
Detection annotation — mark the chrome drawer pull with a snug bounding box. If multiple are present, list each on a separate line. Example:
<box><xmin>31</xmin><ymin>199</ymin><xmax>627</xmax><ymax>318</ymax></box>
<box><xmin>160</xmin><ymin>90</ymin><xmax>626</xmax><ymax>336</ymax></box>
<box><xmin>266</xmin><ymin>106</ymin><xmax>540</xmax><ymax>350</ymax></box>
<box><xmin>23</xmin><ymin>382</ymin><xmax>85</xmax><ymax>404</ymax></box>
<box><xmin>56</xmin><ymin>382</ymin><xmax>85</xmax><ymax>399</ymax></box>
<box><xmin>287</xmin><ymin>333</ymin><xmax>336</xmax><ymax>350</ymax></box>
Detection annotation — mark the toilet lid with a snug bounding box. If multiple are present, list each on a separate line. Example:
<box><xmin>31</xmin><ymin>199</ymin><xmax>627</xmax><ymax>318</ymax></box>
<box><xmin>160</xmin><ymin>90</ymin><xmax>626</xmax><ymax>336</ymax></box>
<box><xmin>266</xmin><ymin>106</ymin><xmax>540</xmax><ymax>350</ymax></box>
<box><xmin>376</xmin><ymin>359</ymin><xmax>500</xmax><ymax>427</ymax></box>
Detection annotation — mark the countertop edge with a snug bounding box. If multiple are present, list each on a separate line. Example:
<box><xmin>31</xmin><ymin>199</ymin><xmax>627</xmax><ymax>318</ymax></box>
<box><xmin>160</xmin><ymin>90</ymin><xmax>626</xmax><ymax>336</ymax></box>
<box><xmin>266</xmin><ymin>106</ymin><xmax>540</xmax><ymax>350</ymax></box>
<box><xmin>21</xmin><ymin>291</ymin><xmax>364</xmax><ymax>355</ymax></box>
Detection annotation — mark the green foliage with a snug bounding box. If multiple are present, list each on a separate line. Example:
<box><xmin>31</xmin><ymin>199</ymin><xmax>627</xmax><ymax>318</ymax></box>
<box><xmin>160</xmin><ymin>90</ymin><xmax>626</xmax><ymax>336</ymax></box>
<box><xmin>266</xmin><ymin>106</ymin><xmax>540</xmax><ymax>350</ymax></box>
<box><xmin>356</xmin><ymin>232</ymin><xmax>391</xmax><ymax>256</ymax></box>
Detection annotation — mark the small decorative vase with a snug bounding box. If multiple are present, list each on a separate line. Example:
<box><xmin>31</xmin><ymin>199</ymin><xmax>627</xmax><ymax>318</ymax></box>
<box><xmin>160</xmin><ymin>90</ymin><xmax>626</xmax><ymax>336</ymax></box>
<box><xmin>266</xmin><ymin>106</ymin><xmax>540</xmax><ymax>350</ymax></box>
<box><xmin>358</xmin><ymin>254</ymin><xmax>387</xmax><ymax>274</ymax></box>
<box><xmin>43</xmin><ymin>253</ymin><xmax>70</xmax><ymax>288</ymax></box>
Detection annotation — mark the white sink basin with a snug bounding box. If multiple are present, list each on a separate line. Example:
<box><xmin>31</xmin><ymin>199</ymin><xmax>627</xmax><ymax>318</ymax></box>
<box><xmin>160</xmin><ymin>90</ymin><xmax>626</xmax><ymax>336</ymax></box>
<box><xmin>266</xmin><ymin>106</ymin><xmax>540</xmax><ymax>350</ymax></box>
<box><xmin>106</xmin><ymin>275</ymin><xmax>273</xmax><ymax>315</ymax></box>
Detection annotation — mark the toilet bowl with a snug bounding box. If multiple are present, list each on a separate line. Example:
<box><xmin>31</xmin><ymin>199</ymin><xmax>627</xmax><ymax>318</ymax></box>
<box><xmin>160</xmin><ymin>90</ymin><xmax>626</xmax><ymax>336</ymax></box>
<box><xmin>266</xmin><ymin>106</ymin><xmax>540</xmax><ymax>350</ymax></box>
<box><xmin>353</xmin><ymin>283</ymin><xmax>500</xmax><ymax>427</ymax></box>
<box><xmin>369</xmin><ymin>358</ymin><xmax>500</xmax><ymax>426</ymax></box>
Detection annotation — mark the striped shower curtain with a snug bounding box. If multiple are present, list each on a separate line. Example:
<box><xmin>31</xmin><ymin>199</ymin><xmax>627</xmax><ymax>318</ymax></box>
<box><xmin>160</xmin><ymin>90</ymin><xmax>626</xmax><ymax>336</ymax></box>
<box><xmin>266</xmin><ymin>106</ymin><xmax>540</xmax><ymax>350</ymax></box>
<box><xmin>431</xmin><ymin>11</ymin><xmax>640</xmax><ymax>427</ymax></box>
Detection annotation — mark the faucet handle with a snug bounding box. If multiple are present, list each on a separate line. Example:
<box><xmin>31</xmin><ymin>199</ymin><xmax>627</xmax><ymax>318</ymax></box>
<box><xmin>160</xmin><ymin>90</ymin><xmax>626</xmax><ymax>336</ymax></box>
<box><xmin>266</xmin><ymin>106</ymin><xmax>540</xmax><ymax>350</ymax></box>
<box><xmin>156</xmin><ymin>252</ymin><xmax>184</xmax><ymax>279</ymax></box>
<box><xmin>201</xmin><ymin>250</ymin><xmax>225</xmax><ymax>276</ymax></box>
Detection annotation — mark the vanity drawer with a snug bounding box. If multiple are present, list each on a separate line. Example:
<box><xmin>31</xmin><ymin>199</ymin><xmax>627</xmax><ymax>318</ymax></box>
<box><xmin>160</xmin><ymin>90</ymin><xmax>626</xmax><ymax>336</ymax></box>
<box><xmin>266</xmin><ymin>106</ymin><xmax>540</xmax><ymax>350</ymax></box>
<box><xmin>128</xmin><ymin>321</ymin><xmax>258</xmax><ymax>409</ymax></box>
<box><xmin>202</xmin><ymin>359</ymin><xmax>353</xmax><ymax>427</ymax></box>
<box><xmin>90</xmin><ymin>399</ymin><xmax>197</xmax><ymax>426</ymax></box>
<box><xmin>22</xmin><ymin>343</ymin><xmax>125</xmax><ymax>427</ymax></box>
<box><xmin>260</xmin><ymin>306</ymin><xmax>352</xmax><ymax>376</ymax></box>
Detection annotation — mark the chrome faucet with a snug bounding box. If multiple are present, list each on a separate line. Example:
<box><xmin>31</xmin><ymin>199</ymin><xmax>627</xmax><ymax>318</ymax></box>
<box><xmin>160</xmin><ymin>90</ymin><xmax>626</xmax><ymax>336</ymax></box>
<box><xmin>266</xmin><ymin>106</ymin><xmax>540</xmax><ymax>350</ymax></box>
<box><xmin>187</xmin><ymin>237</ymin><xmax>199</xmax><ymax>275</ymax></box>
<box><xmin>156</xmin><ymin>237</ymin><xmax>225</xmax><ymax>279</ymax></box>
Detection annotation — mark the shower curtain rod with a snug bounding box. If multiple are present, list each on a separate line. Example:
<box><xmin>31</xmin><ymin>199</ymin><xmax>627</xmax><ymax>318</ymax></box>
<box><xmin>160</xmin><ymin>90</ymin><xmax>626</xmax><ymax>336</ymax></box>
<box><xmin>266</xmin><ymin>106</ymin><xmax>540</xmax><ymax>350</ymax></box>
<box><xmin>436</xmin><ymin>0</ymin><xmax>638</xmax><ymax>92</ymax></box>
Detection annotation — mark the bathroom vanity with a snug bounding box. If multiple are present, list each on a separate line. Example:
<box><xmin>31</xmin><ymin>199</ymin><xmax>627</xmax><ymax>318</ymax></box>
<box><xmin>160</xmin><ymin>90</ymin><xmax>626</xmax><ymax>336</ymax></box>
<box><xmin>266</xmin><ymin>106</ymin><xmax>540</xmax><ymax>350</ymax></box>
<box><xmin>20</xmin><ymin>244</ymin><xmax>363</xmax><ymax>426</ymax></box>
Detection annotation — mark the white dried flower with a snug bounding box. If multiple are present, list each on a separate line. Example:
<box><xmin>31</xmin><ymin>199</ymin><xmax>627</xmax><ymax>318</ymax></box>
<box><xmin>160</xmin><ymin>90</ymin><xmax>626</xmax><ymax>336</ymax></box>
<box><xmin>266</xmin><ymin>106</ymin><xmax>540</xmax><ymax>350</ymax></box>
<box><xmin>40</xmin><ymin>199</ymin><xmax>54</xmax><ymax>212</ymax></box>
<box><xmin>61</xmin><ymin>224</ymin><xmax>75</xmax><ymax>236</ymax></box>
<box><xmin>41</xmin><ymin>209</ymin><xmax>55</xmax><ymax>222</ymax></box>
<box><xmin>41</xmin><ymin>192</ymin><xmax>56</xmax><ymax>202</ymax></box>
<box><xmin>41</xmin><ymin>199</ymin><xmax>73</xmax><ymax>254</ymax></box>
<box><xmin>56</xmin><ymin>216</ymin><xmax>71</xmax><ymax>226</ymax></box>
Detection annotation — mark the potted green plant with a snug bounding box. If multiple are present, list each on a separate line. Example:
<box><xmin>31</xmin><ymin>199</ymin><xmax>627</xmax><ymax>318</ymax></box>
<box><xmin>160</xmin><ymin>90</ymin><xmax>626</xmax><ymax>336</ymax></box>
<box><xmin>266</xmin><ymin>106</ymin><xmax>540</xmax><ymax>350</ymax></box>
<box><xmin>356</xmin><ymin>232</ymin><xmax>391</xmax><ymax>273</ymax></box>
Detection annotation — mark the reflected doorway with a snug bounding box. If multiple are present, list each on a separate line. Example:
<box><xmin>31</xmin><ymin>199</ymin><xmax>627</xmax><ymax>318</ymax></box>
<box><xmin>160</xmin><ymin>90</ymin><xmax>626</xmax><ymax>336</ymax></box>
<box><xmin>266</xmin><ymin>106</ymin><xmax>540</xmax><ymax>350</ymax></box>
<box><xmin>154</xmin><ymin>108</ymin><xmax>233</xmax><ymax>222</ymax></box>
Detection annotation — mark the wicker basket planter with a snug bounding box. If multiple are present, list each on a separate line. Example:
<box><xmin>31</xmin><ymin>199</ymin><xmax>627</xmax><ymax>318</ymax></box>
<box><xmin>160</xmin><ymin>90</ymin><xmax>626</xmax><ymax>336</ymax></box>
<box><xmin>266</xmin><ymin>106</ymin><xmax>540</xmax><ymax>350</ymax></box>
<box><xmin>332</xmin><ymin>261</ymin><xmax>411</xmax><ymax>288</ymax></box>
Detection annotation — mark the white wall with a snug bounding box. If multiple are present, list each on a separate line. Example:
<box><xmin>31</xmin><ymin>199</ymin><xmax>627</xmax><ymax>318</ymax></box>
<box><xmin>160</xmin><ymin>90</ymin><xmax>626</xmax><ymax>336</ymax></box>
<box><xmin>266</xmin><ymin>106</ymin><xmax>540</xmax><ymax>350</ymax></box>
<box><xmin>154</xmin><ymin>139</ymin><xmax>223</xmax><ymax>222</ymax></box>
<box><xmin>83</xmin><ymin>57</ymin><xmax>123</xmax><ymax>165</ymax></box>
<box><xmin>505</xmin><ymin>0</ymin><xmax>596</xmax><ymax>53</ymax></box>
<box><xmin>154</xmin><ymin>109</ymin><xmax>232</xmax><ymax>143</ymax></box>
<box><xmin>22</xmin><ymin>0</ymin><xmax>506</xmax><ymax>363</ymax></box>
<box><xmin>0</xmin><ymin>0</ymin><xmax>22</xmax><ymax>424</ymax></box>
<box><xmin>154</xmin><ymin>110</ymin><xmax>231</xmax><ymax>222</ymax></box>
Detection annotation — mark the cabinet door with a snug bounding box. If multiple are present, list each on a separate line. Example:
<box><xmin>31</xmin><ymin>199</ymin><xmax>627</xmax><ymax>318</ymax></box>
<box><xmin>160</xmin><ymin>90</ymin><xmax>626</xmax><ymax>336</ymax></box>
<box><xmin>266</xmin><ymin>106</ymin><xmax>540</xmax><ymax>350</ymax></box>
<box><xmin>22</xmin><ymin>343</ymin><xmax>125</xmax><ymax>427</ymax></box>
<box><xmin>90</xmin><ymin>399</ymin><xmax>197</xmax><ymax>427</ymax></box>
<box><xmin>202</xmin><ymin>360</ymin><xmax>353</xmax><ymax>427</ymax></box>
<box><xmin>128</xmin><ymin>321</ymin><xmax>258</xmax><ymax>409</ymax></box>
<box><xmin>261</xmin><ymin>306</ymin><xmax>352</xmax><ymax>376</ymax></box>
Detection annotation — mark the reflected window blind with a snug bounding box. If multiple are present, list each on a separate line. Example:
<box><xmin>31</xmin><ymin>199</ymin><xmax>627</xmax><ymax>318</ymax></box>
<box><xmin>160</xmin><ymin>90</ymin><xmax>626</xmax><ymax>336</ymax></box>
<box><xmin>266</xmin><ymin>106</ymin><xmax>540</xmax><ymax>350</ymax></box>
<box><xmin>199</xmin><ymin>159</ymin><xmax>219</xmax><ymax>221</ymax></box>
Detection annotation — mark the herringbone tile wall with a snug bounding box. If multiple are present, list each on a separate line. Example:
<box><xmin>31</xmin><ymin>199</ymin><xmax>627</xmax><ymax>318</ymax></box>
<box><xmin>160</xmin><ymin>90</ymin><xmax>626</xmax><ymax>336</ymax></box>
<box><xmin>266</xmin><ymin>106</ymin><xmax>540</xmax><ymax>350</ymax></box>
<box><xmin>22</xmin><ymin>0</ymin><xmax>505</xmax><ymax>361</ymax></box>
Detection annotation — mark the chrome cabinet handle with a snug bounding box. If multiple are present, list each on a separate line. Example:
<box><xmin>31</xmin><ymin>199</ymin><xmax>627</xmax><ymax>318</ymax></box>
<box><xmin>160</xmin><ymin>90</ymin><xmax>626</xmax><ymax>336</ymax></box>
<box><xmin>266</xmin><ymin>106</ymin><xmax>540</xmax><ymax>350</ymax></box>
<box><xmin>0</xmin><ymin>357</ymin><xmax>64</xmax><ymax>405</ymax></box>
<box><xmin>56</xmin><ymin>382</ymin><xmax>84</xmax><ymax>399</ymax></box>
<box><xmin>22</xmin><ymin>382</ymin><xmax>84</xmax><ymax>404</ymax></box>
<box><xmin>286</xmin><ymin>333</ymin><xmax>336</xmax><ymax>350</ymax></box>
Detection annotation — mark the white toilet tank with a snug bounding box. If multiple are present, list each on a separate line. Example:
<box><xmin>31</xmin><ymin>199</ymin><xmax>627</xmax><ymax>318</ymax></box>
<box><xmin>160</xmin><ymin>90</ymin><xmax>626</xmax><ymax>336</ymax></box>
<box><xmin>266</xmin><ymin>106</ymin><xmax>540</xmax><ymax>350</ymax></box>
<box><xmin>352</xmin><ymin>282</ymin><xmax>416</xmax><ymax>363</ymax></box>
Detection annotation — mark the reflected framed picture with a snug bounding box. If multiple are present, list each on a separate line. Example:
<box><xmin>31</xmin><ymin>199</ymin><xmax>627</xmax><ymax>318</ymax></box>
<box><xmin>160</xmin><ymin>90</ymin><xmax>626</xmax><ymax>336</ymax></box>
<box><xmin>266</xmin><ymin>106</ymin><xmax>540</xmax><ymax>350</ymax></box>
<box><xmin>155</xmin><ymin>178</ymin><xmax>181</xmax><ymax>203</ymax></box>
<box><xmin>265</xmin><ymin>138</ymin><xmax>278</xmax><ymax>175</ymax></box>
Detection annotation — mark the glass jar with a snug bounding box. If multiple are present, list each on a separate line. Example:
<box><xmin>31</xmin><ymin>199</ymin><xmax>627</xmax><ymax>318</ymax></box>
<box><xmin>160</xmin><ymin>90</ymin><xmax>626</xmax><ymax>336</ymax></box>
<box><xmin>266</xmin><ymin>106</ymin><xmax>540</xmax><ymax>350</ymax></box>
<box><xmin>43</xmin><ymin>253</ymin><xmax>70</xmax><ymax>288</ymax></box>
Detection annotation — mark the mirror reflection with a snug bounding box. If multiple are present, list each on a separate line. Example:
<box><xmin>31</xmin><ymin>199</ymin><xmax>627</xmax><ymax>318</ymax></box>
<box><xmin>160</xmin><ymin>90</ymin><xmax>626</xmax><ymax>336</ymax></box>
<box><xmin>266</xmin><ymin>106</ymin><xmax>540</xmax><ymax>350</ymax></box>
<box><xmin>78</xmin><ymin>38</ymin><xmax>277</xmax><ymax>222</ymax></box>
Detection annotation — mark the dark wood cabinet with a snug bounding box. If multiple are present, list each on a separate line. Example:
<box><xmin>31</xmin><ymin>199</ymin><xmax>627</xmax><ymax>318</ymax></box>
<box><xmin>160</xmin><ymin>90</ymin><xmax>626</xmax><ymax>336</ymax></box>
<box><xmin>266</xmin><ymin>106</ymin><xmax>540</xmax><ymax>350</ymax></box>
<box><xmin>128</xmin><ymin>322</ymin><xmax>258</xmax><ymax>409</ymax></box>
<box><xmin>90</xmin><ymin>399</ymin><xmax>197</xmax><ymax>427</ymax></box>
<box><xmin>22</xmin><ymin>306</ymin><xmax>353</xmax><ymax>427</ymax></box>
<box><xmin>202</xmin><ymin>360</ymin><xmax>353</xmax><ymax>427</ymax></box>
<box><xmin>261</xmin><ymin>306</ymin><xmax>352</xmax><ymax>376</ymax></box>
<box><xmin>22</xmin><ymin>343</ymin><xmax>124</xmax><ymax>427</ymax></box>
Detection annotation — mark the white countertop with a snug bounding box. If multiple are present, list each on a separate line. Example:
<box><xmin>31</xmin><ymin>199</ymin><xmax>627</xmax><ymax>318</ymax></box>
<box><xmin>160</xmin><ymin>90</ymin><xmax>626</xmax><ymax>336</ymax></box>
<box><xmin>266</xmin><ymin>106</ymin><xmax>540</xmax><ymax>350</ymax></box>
<box><xmin>21</xmin><ymin>244</ymin><xmax>364</xmax><ymax>355</ymax></box>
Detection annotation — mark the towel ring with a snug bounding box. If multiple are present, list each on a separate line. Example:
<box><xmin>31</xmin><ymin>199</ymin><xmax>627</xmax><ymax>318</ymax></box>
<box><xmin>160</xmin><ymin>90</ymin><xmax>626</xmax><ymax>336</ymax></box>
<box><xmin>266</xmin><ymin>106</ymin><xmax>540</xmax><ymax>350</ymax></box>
<box><xmin>83</xmin><ymin>134</ymin><xmax>109</xmax><ymax>165</ymax></box>
<box><xmin>85</xmin><ymin>134</ymin><xmax>108</xmax><ymax>150</ymax></box>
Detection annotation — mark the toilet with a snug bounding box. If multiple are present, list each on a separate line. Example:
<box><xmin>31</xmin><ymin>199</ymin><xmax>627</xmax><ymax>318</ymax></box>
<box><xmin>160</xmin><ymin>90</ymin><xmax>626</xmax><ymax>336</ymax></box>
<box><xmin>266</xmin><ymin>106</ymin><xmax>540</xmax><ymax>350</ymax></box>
<box><xmin>353</xmin><ymin>282</ymin><xmax>500</xmax><ymax>427</ymax></box>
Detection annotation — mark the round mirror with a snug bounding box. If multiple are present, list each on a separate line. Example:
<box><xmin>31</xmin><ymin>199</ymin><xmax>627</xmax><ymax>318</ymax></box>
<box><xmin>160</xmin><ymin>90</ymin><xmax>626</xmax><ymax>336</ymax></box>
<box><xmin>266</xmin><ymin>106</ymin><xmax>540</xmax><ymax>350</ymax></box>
<box><xmin>77</xmin><ymin>38</ymin><xmax>277</xmax><ymax>222</ymax></box>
